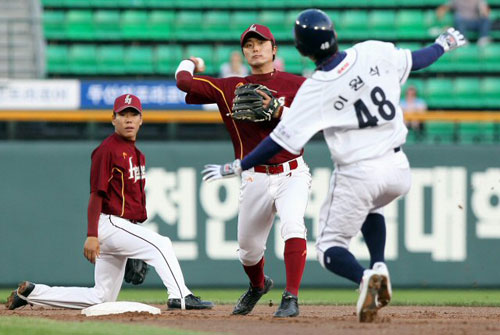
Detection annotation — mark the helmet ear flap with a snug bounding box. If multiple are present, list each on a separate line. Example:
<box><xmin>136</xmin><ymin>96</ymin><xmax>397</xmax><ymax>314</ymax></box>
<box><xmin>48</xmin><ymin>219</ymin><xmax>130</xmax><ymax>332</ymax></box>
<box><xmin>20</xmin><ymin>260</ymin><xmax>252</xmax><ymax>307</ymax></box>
<box><xmin>294</xmin><ymin>9</ymin><xmax>338</xmax><ymax>61</ymax></box>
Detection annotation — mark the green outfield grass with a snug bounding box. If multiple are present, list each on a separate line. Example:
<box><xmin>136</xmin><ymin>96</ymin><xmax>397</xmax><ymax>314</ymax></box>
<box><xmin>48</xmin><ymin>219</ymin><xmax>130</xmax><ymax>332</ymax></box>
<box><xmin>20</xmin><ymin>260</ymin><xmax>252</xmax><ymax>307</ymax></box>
<box><xmin>0</xmin><ymin>316</ymin><xmax>206</xmax><ymax>335</ymax></box>
<box><xmin>2</xmin><ymin>288</ymin><xmax>500</xmax><ymax>307</ymax></box>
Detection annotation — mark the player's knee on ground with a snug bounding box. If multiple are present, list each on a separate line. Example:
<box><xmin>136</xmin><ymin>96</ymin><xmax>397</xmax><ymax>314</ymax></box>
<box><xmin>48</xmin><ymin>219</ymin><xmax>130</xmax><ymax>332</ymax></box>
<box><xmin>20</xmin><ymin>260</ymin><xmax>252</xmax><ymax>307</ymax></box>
<box><xmin>279</xmin><ymin>219</ymin><xmax>307</xmax><ymax>241</ymax></box>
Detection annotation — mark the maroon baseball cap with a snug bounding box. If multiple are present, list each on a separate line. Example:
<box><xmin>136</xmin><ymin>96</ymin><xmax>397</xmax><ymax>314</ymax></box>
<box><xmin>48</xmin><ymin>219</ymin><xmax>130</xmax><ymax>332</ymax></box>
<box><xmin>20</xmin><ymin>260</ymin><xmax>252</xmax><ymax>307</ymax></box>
<box><xmin>113</xmin><ymin>94</ymin><xmax>142</xmax><ymax>114</ymax></box>
<box><xmin>240</xmin><ymin>24</ymin><xmax>276</xmax><ymax>47</ymax></box>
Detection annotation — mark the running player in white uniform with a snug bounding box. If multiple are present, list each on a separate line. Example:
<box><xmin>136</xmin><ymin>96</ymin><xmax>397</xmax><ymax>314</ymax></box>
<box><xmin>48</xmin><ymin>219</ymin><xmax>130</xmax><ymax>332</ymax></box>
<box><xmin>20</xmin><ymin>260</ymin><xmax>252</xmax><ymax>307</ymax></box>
<box><xmin>202</xmin><ymin>9</ymin><xmax>466</xmax><ymax>322</ymax></box>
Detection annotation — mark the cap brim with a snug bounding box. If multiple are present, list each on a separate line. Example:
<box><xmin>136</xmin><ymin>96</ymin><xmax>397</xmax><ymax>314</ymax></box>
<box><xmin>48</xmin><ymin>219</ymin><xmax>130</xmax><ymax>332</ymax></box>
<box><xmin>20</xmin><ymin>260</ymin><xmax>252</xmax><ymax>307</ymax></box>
<box><xmin>114</xmin><ymin>105</ymin><xmax>142</xmax><ymax>114</ymax></box>
<box><xmin>241</xmin><ymin>31</ymin><xmax>272</xmax><ymax>46</ymax></box>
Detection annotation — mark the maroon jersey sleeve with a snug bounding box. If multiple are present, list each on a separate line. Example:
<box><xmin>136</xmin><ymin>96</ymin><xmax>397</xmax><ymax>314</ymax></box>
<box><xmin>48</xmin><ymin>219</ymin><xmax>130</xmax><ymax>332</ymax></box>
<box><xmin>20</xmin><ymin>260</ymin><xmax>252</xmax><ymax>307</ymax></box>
<box><xmin>186</xmin><ymin>75</ymin><xmax>230</xmax><ymax>105</ymax></box>
<box><xmin>90</xmin><ymin>146</ymin><xmax>112</xmax><ymax>197</ymax></box>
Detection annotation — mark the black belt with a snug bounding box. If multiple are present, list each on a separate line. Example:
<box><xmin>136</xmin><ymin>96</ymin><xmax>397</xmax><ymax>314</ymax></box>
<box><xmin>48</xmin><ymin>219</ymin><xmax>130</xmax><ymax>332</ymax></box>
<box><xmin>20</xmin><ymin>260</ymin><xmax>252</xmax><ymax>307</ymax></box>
<box><xmin>394</xmin><ymin>147</ymin><xmax>401</xmax><ymax>153</ymax></box>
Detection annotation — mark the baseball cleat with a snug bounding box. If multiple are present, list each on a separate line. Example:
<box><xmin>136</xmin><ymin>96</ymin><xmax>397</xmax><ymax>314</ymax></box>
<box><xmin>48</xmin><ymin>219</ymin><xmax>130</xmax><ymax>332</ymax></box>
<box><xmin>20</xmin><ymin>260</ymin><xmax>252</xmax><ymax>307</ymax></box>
<box><xmin>5</xmin><ymin>281</ymin><xmax>35</xmax><ymax>310</ymax></box>
<box><xmin>167</xmin><ymin>294</ymin><xmax>214</xmax><ymax>310</ymax></box>
<box><xmin>373</xmin><ymin>262</ymin><xmax>392</xmax><ymax>307</ymax></box>
<box><xmin>232</xmin><ymin>275</ymin><xmax>273</xmax><ymax>315</ymax></box>
<box><xmin>274</xmin><ymin>291</ymin><xmax>299</xmax><ymax>317</ymax></box>
<box><xmin>356</xmin><ymin>270</ymin><xmax>381</xmax><ymax>323</ymax></box>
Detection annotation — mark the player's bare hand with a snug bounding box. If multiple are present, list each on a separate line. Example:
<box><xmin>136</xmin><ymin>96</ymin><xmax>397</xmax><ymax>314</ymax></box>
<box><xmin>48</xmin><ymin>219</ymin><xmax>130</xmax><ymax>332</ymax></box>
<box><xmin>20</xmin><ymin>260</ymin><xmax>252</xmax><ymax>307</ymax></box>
<box><xmin>256</xmin><ymin>89</ymin><xmax>272</xmax><ymax>110</ymax></box>
<box><xmin>84</xmin><ymin>237</ymin><xmax>100</xmax><ymax>264</ymax></box>
<box><xmin>189</xmin><ymin>56</ymin><xmax>206</xmax><ymax>73</ymax></box>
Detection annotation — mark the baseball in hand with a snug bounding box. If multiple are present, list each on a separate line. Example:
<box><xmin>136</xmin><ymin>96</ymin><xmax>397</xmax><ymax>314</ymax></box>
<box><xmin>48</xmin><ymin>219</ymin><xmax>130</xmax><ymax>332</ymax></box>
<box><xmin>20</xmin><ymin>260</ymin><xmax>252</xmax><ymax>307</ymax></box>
<box><xmin>194</xmin><ymin>57</ymin><xmax>206</xmax><ymax>73</ymax></box>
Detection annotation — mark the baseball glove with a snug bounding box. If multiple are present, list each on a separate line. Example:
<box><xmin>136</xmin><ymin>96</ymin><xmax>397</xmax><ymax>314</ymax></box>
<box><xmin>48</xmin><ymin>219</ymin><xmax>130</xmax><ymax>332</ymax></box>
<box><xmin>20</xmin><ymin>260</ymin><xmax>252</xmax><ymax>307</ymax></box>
<box><xmin>231</xmin><ymin>84</ymin><xmax>280</xmax><ymax>122</ymax></box>
<box><xmin>124</xmin><ymin>258</ymin><xmax>148</xmax><ymax>285</ymax></box>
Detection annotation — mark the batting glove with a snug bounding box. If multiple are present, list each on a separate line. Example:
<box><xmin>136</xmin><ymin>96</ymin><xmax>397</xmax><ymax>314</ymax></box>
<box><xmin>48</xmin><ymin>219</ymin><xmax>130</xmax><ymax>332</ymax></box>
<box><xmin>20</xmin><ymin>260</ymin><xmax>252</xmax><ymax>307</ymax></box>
<box><xmin>202</xmin><ymin>159</ymin><xmax>242</xmax><ymax>182</ymax></box>
<box><xmin>435</xmin><ymin>27</ymin><xmax>467</xmax><ymax>52</ymax></box>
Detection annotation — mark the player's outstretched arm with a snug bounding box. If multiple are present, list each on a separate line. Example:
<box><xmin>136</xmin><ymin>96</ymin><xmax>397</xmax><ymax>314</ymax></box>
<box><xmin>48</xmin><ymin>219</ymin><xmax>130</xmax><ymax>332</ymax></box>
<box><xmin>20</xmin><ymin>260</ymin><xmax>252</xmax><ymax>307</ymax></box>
<box><xmin>411</xmin><ymin>28</ymin><xmax>466</xmax><ymax>71</ymax></box>
<box><xmin>201</xmin><ymin>137</ymin><xmax>283</xmax><ymax>182</ymax></box>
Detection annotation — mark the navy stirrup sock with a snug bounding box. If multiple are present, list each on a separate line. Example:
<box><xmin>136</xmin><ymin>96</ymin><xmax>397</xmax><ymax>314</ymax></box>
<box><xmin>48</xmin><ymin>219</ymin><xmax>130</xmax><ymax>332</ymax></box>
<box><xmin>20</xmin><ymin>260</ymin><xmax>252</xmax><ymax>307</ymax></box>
<box><xmin>323</xmin><ymin>247</ymin><xmax>364</xmax><ymax>284</ymax></box>
<box><xmin>361</xmin><ymin>213</ymin><xmax>386</xmax><ymax>268</ymax></box>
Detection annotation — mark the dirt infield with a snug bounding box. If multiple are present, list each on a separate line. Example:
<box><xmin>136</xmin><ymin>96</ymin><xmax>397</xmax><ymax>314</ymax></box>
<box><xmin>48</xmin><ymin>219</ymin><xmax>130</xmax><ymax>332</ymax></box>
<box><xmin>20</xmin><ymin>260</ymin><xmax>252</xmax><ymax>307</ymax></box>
<box><xmin>2</xmin><ymin>304</ymin><xmax>500</xmax><ymax>335</ymax></box>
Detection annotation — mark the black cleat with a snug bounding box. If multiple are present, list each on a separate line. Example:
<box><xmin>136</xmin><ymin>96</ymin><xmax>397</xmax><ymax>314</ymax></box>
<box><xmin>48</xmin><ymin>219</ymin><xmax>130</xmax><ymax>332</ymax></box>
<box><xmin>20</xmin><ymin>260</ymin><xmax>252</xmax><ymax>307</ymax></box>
<box><xmin>232</xmin><ymin>275</ymin><xmax>273</xmax><ymax>315</ymax></box>
<box><xmin>167</xmin><ymin>294</ymin><xmax>214</xmax><ymax>310</ymax></box>
<box><xmin>5</xmin><ymin>281</ymin><xmax>35</xmax><ymax>310</ymax></box>
<box><xmin>274</xmin><ymin>291</ymin><xmax>299</xmax><ymax>317</ymax></box>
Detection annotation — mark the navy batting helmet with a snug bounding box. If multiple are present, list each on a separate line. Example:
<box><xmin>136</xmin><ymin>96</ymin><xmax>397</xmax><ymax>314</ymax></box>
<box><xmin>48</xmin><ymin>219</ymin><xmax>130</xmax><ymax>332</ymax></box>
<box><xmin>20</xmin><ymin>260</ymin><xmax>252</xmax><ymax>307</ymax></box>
<box><xmin>294</xmin><ymin>9</ymin><xmax>338</xmax><ymax>61</ymax></box>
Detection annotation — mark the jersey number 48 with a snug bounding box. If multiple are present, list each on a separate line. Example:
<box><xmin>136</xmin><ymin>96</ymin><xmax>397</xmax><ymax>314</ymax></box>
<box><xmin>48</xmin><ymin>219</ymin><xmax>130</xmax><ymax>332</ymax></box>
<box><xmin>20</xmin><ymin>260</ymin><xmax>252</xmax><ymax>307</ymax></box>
<box><xmin>354</xmin><ymin>86</ymin><xmax>396</xmax><ymax>128</ymax></box>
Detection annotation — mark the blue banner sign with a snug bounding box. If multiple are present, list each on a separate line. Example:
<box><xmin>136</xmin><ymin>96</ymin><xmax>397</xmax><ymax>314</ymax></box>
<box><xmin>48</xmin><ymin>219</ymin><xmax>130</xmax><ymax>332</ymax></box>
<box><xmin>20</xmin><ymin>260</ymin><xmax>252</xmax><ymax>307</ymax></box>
<box><xmin>80</xmin><ymin>80</ymin><xmax>202</xmax><ymax>110</ymax></box>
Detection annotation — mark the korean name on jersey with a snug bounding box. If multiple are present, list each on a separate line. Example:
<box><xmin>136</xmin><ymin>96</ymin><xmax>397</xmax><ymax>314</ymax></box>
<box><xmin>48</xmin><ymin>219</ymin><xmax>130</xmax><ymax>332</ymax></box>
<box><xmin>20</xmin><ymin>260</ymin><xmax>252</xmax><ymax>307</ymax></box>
<box><xmin>272</xmin><ymin>41</ymin><xmax>412</xmax><ymax>166</ymax></box>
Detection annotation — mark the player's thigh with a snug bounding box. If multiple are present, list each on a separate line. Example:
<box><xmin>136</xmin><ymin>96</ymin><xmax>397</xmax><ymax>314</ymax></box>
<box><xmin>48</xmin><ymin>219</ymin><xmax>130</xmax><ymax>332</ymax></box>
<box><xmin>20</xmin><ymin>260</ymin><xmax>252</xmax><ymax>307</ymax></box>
<box><xmin>100</xmin><ymin>214</ymin><xmax>170</xmax><ymax>258</ymax></box>
<box><xmin>316</xmin><ymin>170</ymin><xmax>371</xmax><ymax>252</ymax></box>
<box><xmin>372</xmin><ymin>152</ymin><xmax>411</xmax><ymax>210</ymax></box>
<box><xmin>274</xmin><ymin>169</ymin><xmax>311</xmax><ymax>240</ymax></box>
<box><xmin>238</xmin><ymin>172</ymin><xmax>275</xmax><ymax>248</ymax></box>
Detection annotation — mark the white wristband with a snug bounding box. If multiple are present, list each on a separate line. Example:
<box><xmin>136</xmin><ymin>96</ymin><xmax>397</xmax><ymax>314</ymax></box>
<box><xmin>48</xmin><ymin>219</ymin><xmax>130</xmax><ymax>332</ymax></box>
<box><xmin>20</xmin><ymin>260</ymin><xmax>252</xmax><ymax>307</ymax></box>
<box><xmin>175</xmin><ymin>60</ymin><xmax>195</xmax><ymax>79</ymax></box>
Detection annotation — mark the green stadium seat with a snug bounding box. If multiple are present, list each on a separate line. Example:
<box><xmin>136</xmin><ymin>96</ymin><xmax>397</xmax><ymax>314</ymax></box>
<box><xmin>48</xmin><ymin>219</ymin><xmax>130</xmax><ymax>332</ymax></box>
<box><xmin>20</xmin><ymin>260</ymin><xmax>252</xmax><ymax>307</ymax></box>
<box><xmin>284</xmin><ymin>0</ymin><xmax>313</xmax><ymax>8</ymax></box>
<box><xmin>42</xmin><ymin>0</ymin><xmax>64</xmax><ymax>6</ymax></box>
<box><xmin>148</xmin><ymin>10</ymin><xmax>174</xmax><ymax>40</ymax></box>
<box><xmin>230</xmin><ymin>11</ymin><xmax>259</xmax><ymax>37</ymax></box>
<box><xmin>172</xmin><ymin>0</ymin><xmax>206</xmax><ymax>7</ymax></box>
<box><xmin>480</xmin><ymin>78</ymin><xmax>500</xmax><ymax>109</ymax></box>
<box><xmin>174</xmin><ymin>11</ymin><xmax>204</xmax><ymax>40</ymax></box>
<box><xmin>256</xmin><ymin>0</ymin><xmax>286</xmax><ymax>8</ymax></box>
<box><xmin>278</xmin><ymin>45</ymin><xmax>303</xmax><ymax>74</ymax></box>
<box><xmin>450</xmin><ymin>45</ymin><xmax>480</xmax><ymax>72</ymax></box>
<box><xmin>89</xmin><ymin>0</ymin><xmax>147</xmax><ymax>7</ymax></box>
<box><xmin>121</xmin><ymin>10</ymin><xmax>150</xmax><ymax>40</ymax></box>
<box><xmin>46</xmin><ymin>44</ymin><xmax>69</xmax><ymax>74</ymax></box>
<box><xmin>425</xmin><ymin>9</ymin><xmax>453</xmax><ymax>30</ymax></box>
<box><xmin>338</xmin><ymin>11</ymin><xmax>369</xmax><ymax>40</ymax></box>
<box><xmin>369</xmin><ymin>10</ymin><xmax>396</xmax><ymax>39</ymax></box>
<box><xmin>62</xmin><ymin>0</ymin><xmax>91</xmax><ymax>7</ymax></box>
<box><xmin>396</xmin><ymin>10</ymin><xmax>427</xmax><ymax>39</ymax></box>
<box><xmin>202</xmin><ymin>11</ymin><xmax>233</xmax><ymax>40</ymax></box>
<box><xmin>371</xmin><ymin>0</ymin><xmax>398</xmax><ymax>6</ymax></box>
<box><xmin>458</xmin><ymin>122</ymin><xmax>496</xmax><ymax>144</ymax></box>
<box><xmin>258</xmin><ymin>11</ymin><xmax>289</xmax><ymax>41</ymax></box>
<box><xmin>424</xmin><ymin>122</ymin><xmax>456</xmax><ymax>144</ymax></box>
<box><xmin>124</xmin><ymin>46</ymin><xmax>154</xmax><ymax>74</ymax></box>
<box><xmin>65</xmin><ymin>10</ymin><xmax>95</xmax><ymax>40</ymax></box>
<box><xmin>96</xmin><ymin>45</ymin><xmax>125</xmax><ymax>74</ymax></box>
<box><xmin>94</xmin><ymin>10</ymin><xmax>121</xmax><ymax>40</ymax></box>
<box><xmin>425</xmin><ymin>78</ymin><xmax>453</xmax><ymax>109</ymax></box>
<box><xmin>480</xmin><ymin>44</ymin><xmax>500</xmax><ymax>72</ymax></box>
<box><xmin>155</xmin><ymin>45</ymin><xmax>184</xmax><ymax>75</ymax></box>
<box><xmin>185</xmin><ymin>45</ymin><xmax>216</xmax><ymax>74</ymax></box>
<box><xmin>453</xmin><ymin>78</ymin><xmax>483</xmax><ymax>108</ymax></box>
<box><xmin>143</xmin><ymin>0</ymin><xmax>174</xmax><ymax>7</ymax></box>
<box><xmin>43</xmin><ymin>11</ymin><xmax>66</xmax><ymax>39</ymax></box>
<box><xmin>68</xmin><ymin>44</ymin><xmax>97</xmax><ymax>74</ymax></box>
<box><xmin>214</xmin><ymin>45</ymin><xmax>240</xmax><ymax>70</ymax></box>
<box><xmin>405</xmin><ymin>128</ymin><xmax>420</xmax><ymax>144</ymax></box>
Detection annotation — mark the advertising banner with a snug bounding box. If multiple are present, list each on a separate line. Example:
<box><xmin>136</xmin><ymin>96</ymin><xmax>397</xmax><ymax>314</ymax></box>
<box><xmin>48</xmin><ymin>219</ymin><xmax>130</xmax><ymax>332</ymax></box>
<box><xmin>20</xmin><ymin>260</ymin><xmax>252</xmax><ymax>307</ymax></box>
<box><xmin>80</xmin><ymin>80</ymin><xmax>202</xmax><ymax>110</ymax></box>
<box><xmin>0</xmin><ymin>80</ymin><xmax>80</xmax><ymax>110</ymax></box>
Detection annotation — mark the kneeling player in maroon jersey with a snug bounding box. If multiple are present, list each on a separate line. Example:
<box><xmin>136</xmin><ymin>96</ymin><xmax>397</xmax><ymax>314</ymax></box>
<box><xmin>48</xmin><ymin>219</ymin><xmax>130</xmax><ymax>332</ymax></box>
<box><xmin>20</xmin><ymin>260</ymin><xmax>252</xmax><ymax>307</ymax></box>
<box><xmin>5</xmin><ymin>94</ymin><xmax>213</xmax><ymax>311</ymax></box>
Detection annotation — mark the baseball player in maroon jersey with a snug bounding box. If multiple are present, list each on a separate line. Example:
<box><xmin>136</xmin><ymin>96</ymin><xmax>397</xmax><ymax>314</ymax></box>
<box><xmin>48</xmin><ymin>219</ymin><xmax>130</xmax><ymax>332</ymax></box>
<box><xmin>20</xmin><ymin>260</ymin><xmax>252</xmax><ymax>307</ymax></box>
<box><xmin>5</xmin><ymin>94</ymin><xmax>213</xmax><ymax>311</ymax></box>
<box><xmin>176</xmin><ymin>24</ymin><xmax>310</xmax><ymax>317</ymax></box>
